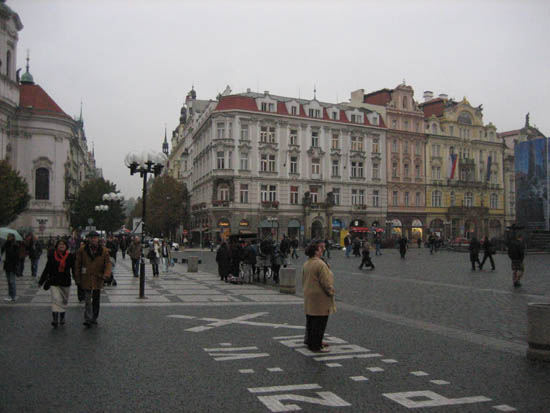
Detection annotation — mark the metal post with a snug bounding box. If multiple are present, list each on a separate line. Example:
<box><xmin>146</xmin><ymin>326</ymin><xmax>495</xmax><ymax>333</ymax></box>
<box><xmin>139</xmin><ymin>171</ymin><xmax>148</xmax><ymax>299</ymax></box>
<box><xmin>547</xmin><ymin>136</ymin><xmax>549</xmax><ymax>231</ymax></box>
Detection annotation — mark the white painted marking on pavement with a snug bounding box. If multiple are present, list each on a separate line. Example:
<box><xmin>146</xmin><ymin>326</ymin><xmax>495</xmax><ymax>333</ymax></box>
<box><xmin>204</xmin><ymin>346</ymin><xmax>258</xmax><ymax>352</ymax></box>
<box><xmin>366</xmin><ymin>367</ymin><xmax>384</xmax><ymax>372</ymax></box>
<box><xmin>256</xmin><ymin>392</ymin><xmax>351</xmax><ymax>412</ymax></box>
<box><xmin>430</xmin><ymin>380</ymin><xmax>450</xmax><ymax>385</ymax></box>
<box><xmin>381</xmin><ymin>358</ymin><xmax>398</xmax><ymax>363</ymax></box>
<box><xmin>267</xmin><ymin>367</ymin><xmax>283</xmax><ymax>372</ymax></box>
<box><xmin>410</xmin><ymin>371</ymin><xmax>429</xmax><ymax>376</ymax></box>
<box><xmin>166</xmin><ymin>315</ymin><xmax>196</xmax><ymax>319</ymax></box>
<box><xmin>383</xmin><ymin>390</ymin><xmax>491</xmax><ymax>408</ymax></box>
<box><xmin>493</xmin><ymin>405</ymin><xmax>517</xmax><ymax>411</ymax></box>
<box><xmin>249</xmin><ymin>384</ymin><xmax>321</xmax><ymax>394</ymax></box>
<box><xmin>325</xmin><ymin>363</ymin><xmax>342</xmax><ymax>367</ymax></box>
<box><xmin>219</xmin><ymin>342</ymin><xmax>232</xmax><ymax>346</ymax></box>
<box><xmin>350</xmin><ymin>376</ymin><xmax>368</xmax><ymax>382</ymax></box>
<box><xmin>239</xmin><ymin>369</ymin><xmax>254</xmax><ymax>374</ymax></box>
<box><xmin>314</xmin><ymin>353</ymin><xmax>383</xmax><ymax>362</ymax></box>
<box><xmin>169</xmin><ymin>312</ymin><xmax>304</xmax><ymax>332</ymax></box>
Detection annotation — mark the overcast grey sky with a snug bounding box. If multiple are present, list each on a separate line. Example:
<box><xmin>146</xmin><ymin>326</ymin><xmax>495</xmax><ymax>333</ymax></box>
<box><xmin>13</xmin><ymin>0</ymin><xmax>550</xmax><ymax>199</ymax></box>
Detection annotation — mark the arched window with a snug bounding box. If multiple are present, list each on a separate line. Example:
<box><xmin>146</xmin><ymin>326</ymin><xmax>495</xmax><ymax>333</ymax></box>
<box><xmin>6</xmin><ymin>50</ymin><xmax>11</xmax><ymax>78</ymax></box>
<box><xmin>402</xmin><ymin>96</ymin><xmax>408</xmax><ymax>109</ymax></box>
<box><xmin>431</xmin><ymin>190</ymin><xmax>442</xmax><ymax>207</ymax></box>
<box><xmin>490</xmin><ymin>193</ymin><xmax>498</xmax><ymax>209</ymax></box>
<box><xmin>431</xmin><ymin>123</ymin><xmax>437</xmax><ymax>134</ymax></box>
<box><xmin>450</xmin><ymin>191</ymin><xmax>456</xmax><ymax>207</ymax></box>
<box><xmin>464</xmin><ymin>192</ymin><xmax>473</xmax><ymax>207</ymax></box>
<box><xmin>35</xmin><ymin>168</ymin><xmax>50</xmax><ymax>200</ymax></box>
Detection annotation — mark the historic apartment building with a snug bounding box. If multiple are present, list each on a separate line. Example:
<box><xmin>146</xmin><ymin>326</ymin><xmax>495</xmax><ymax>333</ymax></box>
<box><xmin>0</xmin><ymin>1</ymin><xmax>99</xmax><ymax>236</ymax></box>
<box><xmin>168</xmin><ymin>87</ymin><xmax>387</xmax><ymax>244</ymax></box>
<box><xmin>351</xmin><ymin>83</ymin><xmax>427</xmax><ymax>240</ymax></box>
<box><xmin>420</xmin><ymin>93</ymin><xmax>505</xmax><ymax>240</ymax></box>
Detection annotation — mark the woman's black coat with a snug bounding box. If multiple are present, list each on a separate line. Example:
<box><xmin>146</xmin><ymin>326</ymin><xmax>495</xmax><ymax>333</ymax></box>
<box><xmin>39</xmin><ymin>252</ymin><xmax>74</xmax><ymax>287</ymax></box>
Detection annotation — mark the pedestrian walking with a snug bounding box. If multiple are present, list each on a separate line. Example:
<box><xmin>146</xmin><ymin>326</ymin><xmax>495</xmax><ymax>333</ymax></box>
<box><xmin>38</xmin><ymin>239</ymin><xmax>74</xmax><ymax>327</ymax></box>
<box><xmin>161</xmin><ymin>239</ymin><xmax>172</xmax><ymax>273</ymax></box>
<box><xmin>148</xmin><ymin>238</ymin><xmax>161</xmax><ymax>277</ymax></box>
<box><xmin>127</xmin><ymin>236</ymin><xmax>142</xmax><ymax>277</ymax></box>
<box><xmin>2</xmin><ymin>233</ymin><xmax>20</xmax><ymax>302</ymax></box>
<box><xmin>428</xmin><ymin>234</ymin><xmax>435</xmax><ymax>254</ymax></box>
<box><xmin>344</xmin><ymin>234</ymin><xmax>352</xmax><ymax>258</ymax></box>
<box><xmin>374</xmin><ymin>235</ymin><xmax>382</xmax><ymax>256</ymax></box>
<box><xmin>323</xmin><ymin>238</ymin><xmax>331</xmax><ymax>259</ymax></box>
<box><xmin>507</xmin><ymin>234</ymin><xmax>525</xmax><ymax>287</ymax></box>
<box><xmin>479</xmin><ymin>236</ymin><xmax>496</xmax><ymax>270</ymax></box>
<box><xmin>120</xmin><ymin>236</ymin><xmax>128</xmax><ymax>260</ymax></box>
<box><xmin>105</xmin><ymin>235</ymin><xmax>118</xmax><ymax>286</ymax></box>
<box><xmin>17</xmin><ymin>236</ymin><xmax>26</xmax><ymax>276</ymax></box>
<box><xmin>290</xmin><ymin>238</ymin><xmax>299</xmax><ymax>259</ymax></box>
<box><xmin>302</xmin><ymin>240</ymin><xmax>335</xmax><ymax>353</ymax></box>
<box><xmin>352</xmin><ymin>238</ymin><xmax>361</xmax><ymax>257</ymax></box>
<box><xmin>398</xmin><ymin>236</ymin><xmax>408</xmax><ymax>259</ymax></box>
<box><xmin>76</xmin><ymin>240</ymin><xmax>86</xmax><ymax>302</ymax></box>
<box><xmin>216</xmin><ymin>241</ymin><xmax>231</xmax><ymax>282</ymax></box>
<box><xmin>469</xmin><ymin>237</ymin><xmax>482</xmax><ymax>271</ymax></box>
<box><xmin>358</xmin><ymin>241</ymin><xmax>375</xmax><ymax>270</ymax></box>
<box><xmin>280</xmin><ymin>234</ymin><xmax>290</xmax><ymax>264</ymax></box>
<box><xmin>271</xmin><ymin>246</ymin><xmax>283</xmax><ymax>283</ymax></box>
<box><xmin>27</xmin><ymin>233</ymin><xmax>43</xmax><ymax>278</ymax></box>
<box><xmin>74</xmin><ymin>231</ymin><xmax>112</xmax><ymax>327</ymax></box>
<box><xmin>417</xmin><ymin>238</ymin><xmax>422</xmax><ymax>249</ymax></box>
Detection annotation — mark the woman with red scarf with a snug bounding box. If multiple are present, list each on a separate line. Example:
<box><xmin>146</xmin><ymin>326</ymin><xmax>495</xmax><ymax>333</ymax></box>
<box><xmin>39</xmin><ymin>239</ymin><xmax>74</xmax><ymax>327</ymax></box>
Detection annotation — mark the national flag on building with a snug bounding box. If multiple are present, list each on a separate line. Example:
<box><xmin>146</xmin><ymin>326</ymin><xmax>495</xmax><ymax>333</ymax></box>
<box><xmin>486</xmin><ymin>156</ymin><xmax>492</xmax><ymax>181</ymax></box>
<box><xmin>448</xmin><ymin>153</ymin><xmax>458</xmax><ymax>179</ymax></box>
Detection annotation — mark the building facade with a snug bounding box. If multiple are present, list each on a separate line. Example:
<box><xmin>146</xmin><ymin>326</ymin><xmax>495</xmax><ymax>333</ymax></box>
<box><xmin>168</xmin><ymin>88</ymin><xmax>387</xmax><ymax>244</ymax></box>
<box><xmin>420</xmin><ymin>93</ymin><xmax>505</xmax><ymax>240</ymax></box>
<box><xmin>352</xmin><ymin>83</ymin><xmax>427</xmax><ymax>241</ymax></box>
<box><xmin>0</xmin><ymin>1</ymin><xmax>99</xmax><ymax>237</ymax></box>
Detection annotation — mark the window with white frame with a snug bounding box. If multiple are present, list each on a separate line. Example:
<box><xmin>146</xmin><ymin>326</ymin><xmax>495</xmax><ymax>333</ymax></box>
<box><xmin>268</xmin><ymin>154</ymin><xmax>276</xmax><ymax>172</ymax></box>
<box><xmin>290</xmin><ymin>156</ymin><xmax>298</xmax><ymax>174</ymax></box>
<box><xmin>289</xmin><ymin>129</ymin><xmax>298</xmax><ymax>145</ymax></box>
<box><xmin>404</xmin><ymin>163</ymin><xmax>409</xmax><ymax>177</ymax></box>
<box><xmin>373</xmin><ymin>138</ymin><xmax>380</xmax><ymax>153</ymax></box>
<box><xmin>239</xmin><ymin>184</ymin><xmax>248</xmax><ymax>203</ymax></box>
<box><xmin>415</xmin><ymin>164</ymin><xmax>421</xmax><ymax>178</ymax></box>
<box><xmin>392</xmin><ymin>139</ymin><xmax>398</xmax><ymax>153</ymax></box>
<box><xmin>431</xmin><ymin>190</ymin><xmax>442</xmax><ymax>207</ymax></box>
<box><xmin>415</xmin><ymin>192</ymin><xmax>421</xmax><ymax>206</ymax></box>
<box><xmin>269</xmin><ymin>185</ymin><xmax>276</xmax><ymax>201</ymax></box>
<box><xmin>260</xmin><ymin>126</ymin><xmax>268</xmax><ymax>143</ymax></box>
<box><xmin>268</xmin><ymin>103</ymin><xmax>275</xmax><ymax>112</ymax></box>
<box><xmin>351</xmin><ymin>114</ymin><xmax>362</xmax><ymax>124</ymax></box>
<box><xmin>217</xmin><ymin>122</ymin><xmax>225</xmax><ymax>139</ymax></box>
<box><xmin>331</xmin><ymin>133</ymin><xmax>339</xmax><ymax>149</ymax></box>
<box><xmin>331</xmin><ymin>159</ymin><xmax>339</xmax><ymax>177</ymax></box>
<box><xmin>268</xmin><ymin>127</ymin><xmax>276</xmax><ymax>143</ymax></box>
<box><xmin>404</xmin><ymin>191</ymin><xmax>409</xmax><ymax>206</ymax></box>
<box><xmin>311</xmin><ymin>131</ymin><xmax>319</xmax><ymax>147</ymax></box>
<box><xmin>373</xmin><ymin>163</ymin><xmax>379</xmax><ymax>179</ymax></box>
<box><xmin>392</xmin><ymin>162</ymin><xmax>398</xmax><ymax>178</ymax></box>
<box><xmin>351</xmin><ymin>161</ymin><xmax>363</xmax><ymax>178</ymax></box>
<box><xmin>260</xmin><ymin>154</ymin><xmax>268</xmax><ymax>172</ymax></box>
<box><xmin>310</xmin><ymin>187</ymin><xmax>318</xmax><ymax>203</ymax></box>
<box><xmin>432</xmin><ymin>144</ymin><xmax>441</xmax><ymax>156</ymax></box>
<box><xmin>240</xmin><ymin>124</ymin><xmax>249</xmax><ymax>140</ymax></box>
<box><xmin>217</xmin><ymin>151</ymin><xmax>225</xmax><ymax>169</ymax></box>
<box><xmin>392</xmin><ymin>191</ymin><xmax>398</xmax><ymax>206</ymax></box>
<box><xmin>465</xmin><ymin>192</ymin><xmax>473</xmax><ymax>207</ymax></box>
<box><xmin>291</xmin><ymin>106</ymin><xmax>297</xmax><ymax>116</ymax></box>
<box><xmin>260</xmin><ymin>184</ymin><xmax>268</xmax><ymax>201</ymax></box>
<box><xmin>309</xmin><ymin>108</ymin><xmax>321</xmax><ymax>118</ymax></box>
<box><xmin>331</xmin><ymin>111</ymin><xmax>338</xmax><ymax>120</ymax></box>
<box><xmin>431</xmin><ymin>166</ymin><xmax>441</xmax><ymax>180</ymax></box>
<box><xmin>312</xmin><ymin>158</ymin><xmax>320</xmax><ymax>176</ymax></box>
<box><xmin>219</xmin><ymin>186</ymin><xmax>229</xmax><ymax>201</ymax></box>
<box><xmin>415</xmin><ymin>142</ymin><xmax>421</xmax><ymax>155</ymax></box>
<box><xmin>450</xmin><ymin>191</ymin><xmax>456</xmax><ymax>206</ymax></box>
<box><xmin>290</xmin><ymin>186</ymin><xmax>299</xmax><ymax>204</ymax></box>
<box><xmin>352</xmin><ymin>189</ymin><xmax>365</xmax><ymax>205</ymax></box>
<box><xmin>332</xmin><ymin>188</ymin><xmax>340</xmax><ymax>205</ymax></box>
<box><xmin>240</xmin><ymin>153</ymin><xmax>249</xmax><ymax>170</ymax></box>
<box><xmin>373</xmin><ymin>190</ymin><xmax>379</xmax><ymax>207</ymax></box>
<box><xmin>261</xmin><ymin>102</ymin><xmax>267</xmax><ymax>112</ymax></box>
<box><xmin>351</xmin><ymin>136</ymin><xmax>363</xmax><ymax>151</ymax></box>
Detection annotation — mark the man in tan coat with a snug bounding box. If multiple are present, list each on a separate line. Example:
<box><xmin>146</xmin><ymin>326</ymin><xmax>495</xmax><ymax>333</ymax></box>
<box><xmin>302</xmin><ymin>240</ymin><xmax>336</xmax><ymax>353</ymax></box>
<box><xmin>74</xmin><ymin>231</ymin><xmax>112</xmax><ymax>327</ymax></box>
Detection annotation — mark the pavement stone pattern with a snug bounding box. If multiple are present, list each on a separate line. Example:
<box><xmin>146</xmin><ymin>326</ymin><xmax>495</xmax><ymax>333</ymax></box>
<box><xmin>0</xmin><ymin>258</ymin><xmax>302</xmax><ymax>307</ymax></box>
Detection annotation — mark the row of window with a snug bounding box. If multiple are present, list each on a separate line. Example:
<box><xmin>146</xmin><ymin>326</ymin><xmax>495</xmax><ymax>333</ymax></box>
<box><xmin>391</xmin><ymin>139</ymin><xmax>423</xmax><ymax>155</ymax></box>
<box><xmin>429</xmin><ymin>122</ymin><xmax>496</xmax><ymax>139</ymax></box>
<box><xmin>217</xmin><ymin>151</ymin><xmax>381</xmax><ymax>179</ymax></box>
<box><xmin>231</xmin><ymin>184</ymin><xmax>381</xmax><ymax>207</ymax></box>
<box><xmin>258</xmin><ymin>102</ymin><xmax>374</xmax><ymax>124</ymax></box>
<box><xmin>430</xmin><ymin>191</ymin><xmax>499</xmax><ymax>208</ymax></box>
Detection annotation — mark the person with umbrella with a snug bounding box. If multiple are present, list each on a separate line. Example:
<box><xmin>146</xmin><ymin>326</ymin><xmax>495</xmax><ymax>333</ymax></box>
<box><xmin>1</xmin><ymin>233</ymin><xmax>20</xmax><ymax>301</ymax></box>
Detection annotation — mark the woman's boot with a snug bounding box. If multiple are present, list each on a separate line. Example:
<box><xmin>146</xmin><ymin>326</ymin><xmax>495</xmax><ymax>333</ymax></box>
<box><xmin>51</xmin><ymin>312</ymin><xmax>59</xmax><ymax>327</ymax></box>
<box><xmin>59</xmin><ymin>312</ymin><xmax>65</xmax><ymax>325</ymax></box>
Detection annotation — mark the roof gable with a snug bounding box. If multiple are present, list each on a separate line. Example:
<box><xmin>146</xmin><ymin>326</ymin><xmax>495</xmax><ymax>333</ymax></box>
<box><xmin>19</xmin><ymin>84</ymin><xmax>71</xmax><ymax>119</ymax></box>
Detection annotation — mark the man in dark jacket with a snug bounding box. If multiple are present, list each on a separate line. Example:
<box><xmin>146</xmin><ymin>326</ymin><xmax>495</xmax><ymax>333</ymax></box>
<box><xmin>26</xmin><ymin>233</ymin><xmax>43</xmax><ymax>278</ymax></box>
<box><xmin>216</xmin><ymin>242</ymin><xmax>231</xmax><ymax>282</ymax></box>
<box><xmin>469</xmin><ymin>237</ymin><xmax>482</xmax><ymax>271</ymax></box>
<box><xmin>479</xmin><ymin>236</ymin><xmax>496</xmax><ymax>271</ymax></box>
<box><xmin>2</xmin><ymin>234</ymin><xmax>20</xmax><ymax>301</ymax></box>
<box><xmin>74</xmin><ymin>231</ymin><xmax>112</xmax><ymax>327</ymax></box>
<box><xmin>398</xmin><ymin>236</ymin><xmax>408</xmax><ymax>259</ymax></box>
<box><xmin>290</xmin><ymin>238</ymin><xmax>299</xmax><ymax>259</ymax></box>
<box><xmin>508</xmin><ymin>234</ymin><xmax>525</xmax><ymax>287</ymax></box>
<box><xmin>358</xmin><ymin>242</ymin><xmax>375</xmax><ymax>270</ymax></box>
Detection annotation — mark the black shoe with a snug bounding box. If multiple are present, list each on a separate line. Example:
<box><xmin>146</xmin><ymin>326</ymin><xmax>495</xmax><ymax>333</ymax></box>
<box><xmin>91</xmin><ymin>319</ymin><xmax>98</xmax><ymax>325</ymax></box>
<box><xmin>51</xmin><ymin>312</ymin><xmax>59</xmax><ymax>327</ymax></box>
<box><xmin>83</xmin><ymin>321</ymin><xmax>92</xmax><ymax>327</ymax></box>
<box><xmin>59</xmin><ymin>313</ymin><xmax>65</xmax><ymax>325</ymax></box>
<box><xmin>513</xmin><ymin>281</ymin><xmax>522</xmax><ymax>287</ymax></box>
<box><xmin>112</xmin><ymin>280</ymin><xmax>117</xmax><ymax>286</ymax></box>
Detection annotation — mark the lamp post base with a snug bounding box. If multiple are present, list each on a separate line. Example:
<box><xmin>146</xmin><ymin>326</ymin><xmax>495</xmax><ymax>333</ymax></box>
<box><xmin>138</xmin><ymin>258</ymin><xmax>146</xmax><ymax>299</ymax></box>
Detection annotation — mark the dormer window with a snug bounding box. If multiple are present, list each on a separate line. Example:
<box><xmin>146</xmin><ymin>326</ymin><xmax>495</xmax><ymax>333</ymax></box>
<box><xmin>308</xmin><ymin>108</ymin><xmax>321</xmax><ymax>118</ymax></box>
<box><xmin>350</xmin><ymin>114</ymin><xmax>362</xmax><ymax>124</ymax></box>
<box><xmin>291</xmin><ymin>106</ymin><xmax>297</xmax><ymax>116</ymax></box>
<box><xmin>331</xmin><ymin>111</ymin><xmax>338</xmax><ymax>120</ymax></box>
<box><xmin>269</xmin><ymin>103</ymin><xmax>275</xmax><ymax>112</ymax></box>
<box><xmin>261</xmin><ymin>102</ymin><xmax>267</xmax><ymax>111</ymax></box>
<box><xmin>371</xmin><ymin>114</ymin><xmax>378</xmax><ymax>125</ymax></box>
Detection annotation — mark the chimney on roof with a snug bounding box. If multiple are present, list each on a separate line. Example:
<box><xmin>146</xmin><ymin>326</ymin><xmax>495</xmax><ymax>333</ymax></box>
<box><xmin>438</xmin><ymin>93</ymin><xmax>448</xmax><ymax>100</ymax></box>
<box><xmin>246</xmin><ymin>88</ymin><xmax>251</xmax><ymax>93</ymax></box>
<box><xmin>423</xmin><ymin>91</ymin><xmax>434</xmax><ymax>102</ymax></box>
<box><xmin>264</xmin><ymin>90</ymin><xmax>269</xmax><ymax>95</ymax></box>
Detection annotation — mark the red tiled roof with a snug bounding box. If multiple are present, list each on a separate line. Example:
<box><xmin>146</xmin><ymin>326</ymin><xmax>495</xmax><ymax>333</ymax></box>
<box><xmin>363</xmin><ymin>89</ymin><xmax>392</xmax><ymax>105</ymax></box>
<box><xmin>215</xmin><ymin>95</ymin><xmax>258</xmax><ymax>112</ymax></box>
<box><xmin>277</xmin><ymin>101</ymin><xmax>289</xmax><ymax>116</ymax></box>
<box><xmin>19</xmin><ymin>83</ymin><xmax>71</xmax><ymax>119</ymax></box>
<box><xmin>498</xmin><ymin>130</ymin><xmax>521</xmax><ymax>137</ymax></box>
<box><xmin>420</xmin><ymin>98</ymin><xmax>445</xmax><ymax>118</ymax></box>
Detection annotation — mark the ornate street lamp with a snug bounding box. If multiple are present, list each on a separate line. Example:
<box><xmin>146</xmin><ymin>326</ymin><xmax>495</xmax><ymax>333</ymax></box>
<box><xmin>94</xmin><ymin>205</ymin><xmax>109</xmax><ymax>234</ymax></box>
<box><xmin>124</xmin><ymin>151</ymin><xmax>168</xmax><ymax>298</ymax></box>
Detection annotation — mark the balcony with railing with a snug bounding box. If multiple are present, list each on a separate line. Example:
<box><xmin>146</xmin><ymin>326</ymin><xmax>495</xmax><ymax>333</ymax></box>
<box><xmin>261</xmin><ymin>200</ymin><xmax>279</xmax><ymax>209</ymax></box>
